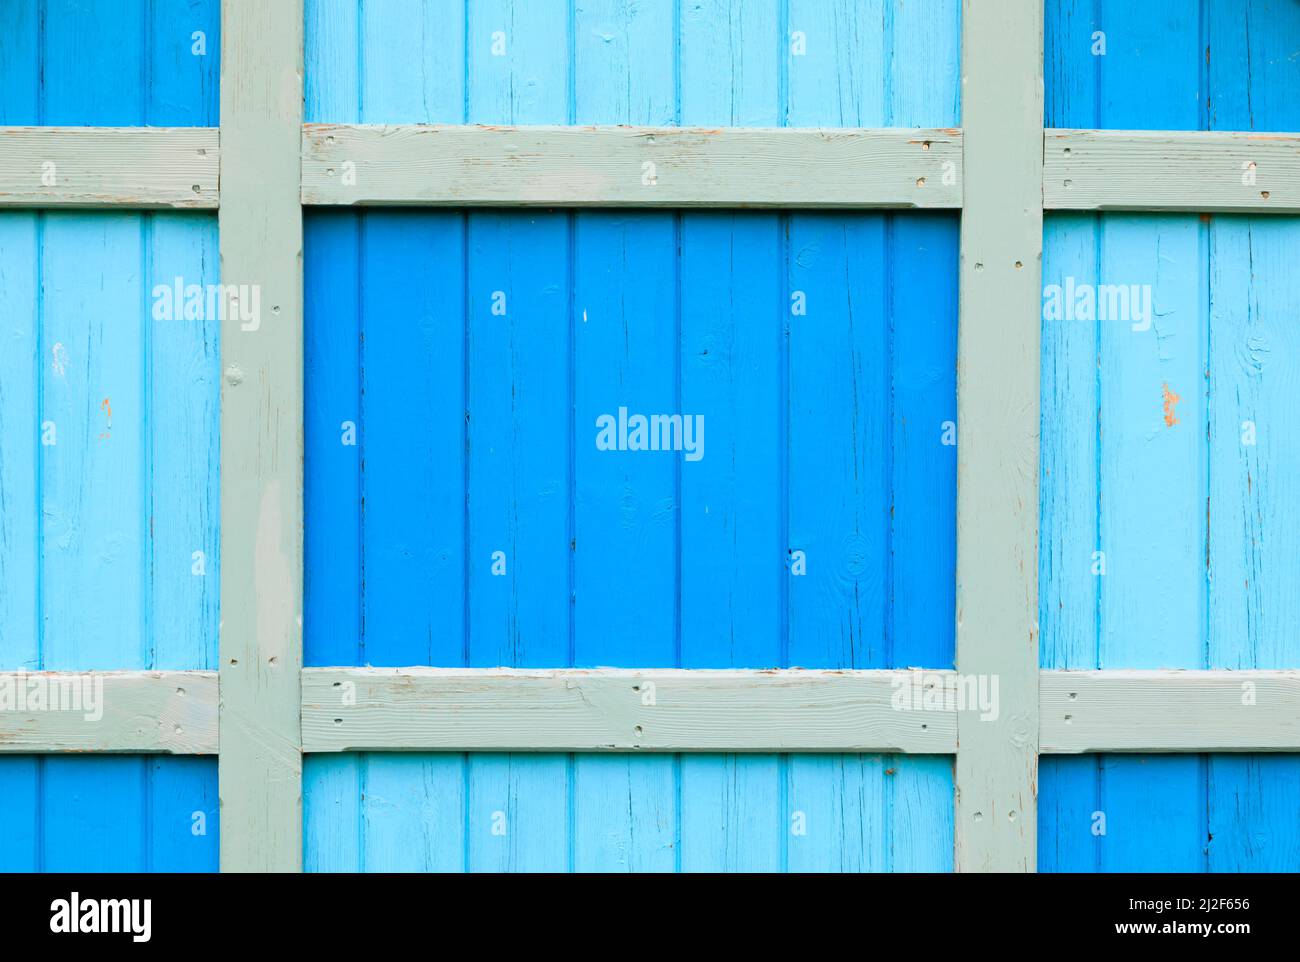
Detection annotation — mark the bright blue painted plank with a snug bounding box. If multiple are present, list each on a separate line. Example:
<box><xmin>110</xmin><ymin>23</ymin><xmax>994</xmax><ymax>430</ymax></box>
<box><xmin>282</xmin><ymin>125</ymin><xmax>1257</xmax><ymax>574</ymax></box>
<box><xmin>572</xmin><ymin>756</ymin><xmax>676</xmax><ymax>872</ymax></box>
<box><xmin>148</xmin><ymin>0</ymin><xmax>220</xmax><ymax>124</ymax></box>
<box><xmin>1039</xmin><ymin>755</ymin><xmax>1101</xmax><ymax>871</ymax></box>
<box><xmin>1207</xmin><ymin>0</ymin><xmax>1300</xmax><ymax>130</ymax></box>
<box><xmin>360</xmin><ymin>212</ymin><xmax>466</xmax><ymax>667</ymax></box>
<box><xmin>573</xmin><ymin>213</ymin><xmax>677</xmax><ymax>667</ymax></box>
<box><xmin>1208</xmin><ymin>218</ymin><xmax>1300</xmax><ymax>670</ymax></box>
<box><xmin>466</xmin><ymin>212</ymin><xmax>569</xmax><ymax>668</ymax></box>
<box><xmin>1208</xmin><ymin>755</ymin><xmax>1300</xmax><ymax>871</ymax></box>
<box><xmin>1040</xmin><ymin>214</ymin><xmax>1102</xmax><ymax>670</ymax></box>
<box><xmin>41</xmin><ymin>214</ymin><xmax>145</xmax><ymax>671</ymax></box>
<box><xmin>890</xmin><ymin>215</ymin><xmax>957</xmax><ymax>668</ymax></box>
<box><xmin>1097</xmin><ymin>217</ymin><xmax>1204</xmax><ymax>669</ymax></box>
<box><xmin>679</xmin><ymin>213</ymin><xmax>782</xmax><ymax>668</ymax></box>
<box><xmin>304</xmin><ymin>0</ymin><xmax>360</xmax><ymax>124</ymax></box>
<box><xmin>148</xmin><ymin>214</ymin><xmax>219</xmax><ymax>670</ymax></box>
<box><xmin>0</xmin><ymin>1</ymin><xmax>39</xmax><ymax>124</ymax></box>
<box><xmin>147</xmin><ymin>756</ymin><xmax>218</xmax><ymax>872</ymax></box>
<box><xmin>680</xmin><ymin>754</ymin><xmax>781</xmax><ymax>871</ymax></box>
<box><xmin>1043</xmin><ymin>0</ymin><xmax>1098</xmax><ymax>129</ymax></box>
<box><xmin>679</xmin><ymin>0</ymin><xmax>779</xmax><ymax>127</ymax></box>
<box><xmin>303</xmin><ymin>753</ymin><xmax>362</xmax><ymax>872</ymax></box>
<box><xmin>467</xmin><ymin>755</ymin><xmax>568</xmax><ymax>871</ymax></box>
<box><xmin>573</xmin><ymin>0</ymin><xmax>675</xmax><ymax>125</ymax></box>
<box><xmin>1099</xmin><ymin>756</ymin><xmax>1205</xmax><ymax>871</ymax></box>
<box><xmin>0</xmin><ymin>758</ymin><xmax>40</xmax><ymax>871</ymax></box>
<box><xmin>360</xmin><ymin>0</ymin><xmax>465</xmax><ymax>123</ymax></box>
<box><xmin>42</xmin><ymin>0</ymin><xmax>146</xmax><ymax>124</ymax></box>
<box><xmin>0</xmin><ymin>214</ymin><xmax>39</xmax><ymax>671</ymax></box>
<box><xmin>467</xmin><ymin>0</ymin><xmax>568</xmax><ymax>124</ymax></box>
<box><xmin>787</xmin><ymin>214</ymin><xmax>889</xmax><ymax>669</ymax></box>
<box><xmin>362</xmin><ymin>754</ymin><xmax>466</xmax><ymax>871</ymax></box>
<box><xmin>304</xmin><ymin>211</ymin><xmax>361</xmax><ymax>667</ymax></box>
<box><xmin>43</xmin><ymin>756</ymin><xmax>146</xmax><ymax>871</ymax></box>
<box><xmin>1097</xmin><ymin>1</ymin><xmax>1202</xmax><ymax>130</ymax></box>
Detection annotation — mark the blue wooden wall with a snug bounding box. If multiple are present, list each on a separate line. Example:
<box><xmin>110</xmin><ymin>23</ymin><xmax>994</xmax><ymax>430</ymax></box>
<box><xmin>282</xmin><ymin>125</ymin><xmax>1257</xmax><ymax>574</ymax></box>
<box><xmin>0</xmin><ymin>0</ymin><xmax>220</xmax><ymax>872</ymax></box>
<box><xmin>302</xmin><ymin>0</ymin><xmax>961</xmax><ymax>872</ymax></box>
<box><xmin>1039</xmin><ymin>0</ymin><xmax>1300</xmax><ymax>871</ymax></box>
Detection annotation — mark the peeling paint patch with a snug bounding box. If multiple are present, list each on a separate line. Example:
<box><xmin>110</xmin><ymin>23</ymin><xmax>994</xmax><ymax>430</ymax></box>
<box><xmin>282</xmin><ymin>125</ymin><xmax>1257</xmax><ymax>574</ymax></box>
<box><xmin>51</xmin><ymin>342</ymin><xmax>67</xmax><ymax>376</ymax></box>
<box><xmin>1161</xmin><ymin>382</ymin><xmax>1180</xmax><ymax>427</ymax></box>
<box><xmin>98</xmin><ymin>397</ymin><xmax>112</xmax><ymax>439</ymax></box>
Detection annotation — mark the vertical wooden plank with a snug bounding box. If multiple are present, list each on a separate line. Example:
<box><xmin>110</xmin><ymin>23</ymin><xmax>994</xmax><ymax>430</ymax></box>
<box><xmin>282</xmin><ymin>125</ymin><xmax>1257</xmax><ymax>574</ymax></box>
<box><xmin>0</xmin><ymin>758</ymin><xmax>40</xmax><ymax>871</ymax></box>
<box><xmin>467</xmin><ymin>754</ymin><xmax>568</xmax><ymax>872</ymax></box>
<box><xmin>43</xmin><ymin>757</ymin><xmax>147</xmax><ymax>871</ymax></box>
<box><xmin>572</xmin><ymin>756</ymin><xmax>676</xmax><ymax>872</ymax></box>
<box><xmin>680</xmin><ymin>755</ymin><xmax>781</xmax><ymax>872</ymax></box>
<box><xmin>149</xmin><ymin>0</ymin><xmax>222</xmax><ymax>125</ymax></box>
<box><xmin>218</xmin><ymin>0</ymin><xmax>303</xmax><ymax>872</ymax></box>
<box><xmin>466</xmin><ymin>212</ymin><xmax>570</xmax><ymax>668</ymax></box>
<box><xmin>1208</xmin><ymin>756</ymin><xmax>1300</xmax><ymax>871</ymax></box>
<box><xmin>1100</xmin><ymin>756</ymin><xmax>1204</xmax><ymax>871</ymax></box>
<box><xmin>362</xmin><ymin>754</ymin><xmax>466</xmax><ymax>871</ymax></box>
<box><xmin>678</xmin><ymin>0</ymin><xmax>779</xmax><ymax>127</ymax></box>
<box><xmin>1038</xmin><ymin>755</ymin><xmax>1100</xmax><ymax>871</ymax></box>
<box><xmin>890</xmin><ymin>0</ymin><xmax>962</xmax><ymax>127</ymax></box>
<box><xmin>41</xmin><ymin>214</ymin><xmax>145</xmax><ymax>671</ymax></box>
<box><xmin>786</xmin><ymin>0</ymin><xmax>887</xmax><ymax>127</ymax></box>
<box><xmin>467</xmin><ymin>0</ymin><xmax>567</xmax><ymax>125</ymax></box>
<box><xmin>955</xmin><ymin>0</ymin><xmax>1043</xmax><ymax>872</ymax></box>
<box><xmin>0</xmin><ymin>214</ymin><xmax>39</xmax><ymax>671</ymax></box>
<box><xmin>302</xmin><ymin>754</ymin><xmax>362</xmax><ymax>872</ymax></box>
<box><xmin>890</xmin><ymin>755</ymin><xmax>956</xmax><ymax>872</ymax></box>
<box><xmin>1207</xmin><ymin>0</ymin><xmax>1300</xmax><ymax>131</ymax></box>
<box><xmin>303</xmin><ymin>0</ymin><xmax>359</xmax><ymax>124</ymax></box>
<box><xmin>787</xmin><ymin>755</ymin><xmax>885</xmax><ymax>872</ymax></box>
<box><xmin>359</xmin><ymin>0</ymin><xmax>465</xmax><ymax>124</ymax></box>
<box><xmin>42</xmin><ymin>0</ymin><xmax>146</xmax><ymax>124</ymax></box>
<box><xmin>0</xmin><ymin>1</ymin><xmax>38</xmax><ymax>124</ymax></box>
<box><xmin>361</xmin><ymin>212</ymin><xmax>466</xmax><ymax>667</ymax></box>
<box><xmin>148</xmin><ymin>757</ymin><xmax>220</xmax><ymax>872</ymax></box>
<box><xmin>149</xmin><ymin>214</ymin><xmax>221</xmax><ymax>670</ymax></box>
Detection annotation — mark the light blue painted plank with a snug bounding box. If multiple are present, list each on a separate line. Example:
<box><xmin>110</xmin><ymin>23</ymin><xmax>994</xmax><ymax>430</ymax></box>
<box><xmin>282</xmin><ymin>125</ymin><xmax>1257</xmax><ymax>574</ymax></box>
<box><xmin>787</xmin><ymin>214</ymin><xmax>889</xmax><ymax>669</ymax></box>
<box><xmin>678</xmin><ymin>0</ymin><xmax>779</xmax><ymax>127</ymax></box>
<box><xmin>43</xmin><ymin>756</ymin><xmax>146</xmax><ymax>871</ymax></box>
<box><xmin>362</xmin><ymin>754</ymin><xmax>466</xmax><ymax>871</ymax></box>
<box><xmin>360</xmin><ymin>212</ymin><xmax>466</xmax><ymax>668</ymax></box>
<box><xmin>467</xmin><ymin>0</ymin><xmax>568</xmax><ymax>124</ymax></box>
<box><xmin>360</xmin><ymin>0</ymin><xmax>465</xmax><ymax>123</ymax></box>
<box><xmin>41</xmin><ymin>214</ymin><xmax>145</xmax><ymax>671</ymax></box>
<box><xmin>1098</xmin><ymin>216</ymin><xmax>1204</xmax><ymax>669</ymax></box>
<box><xmin>148</xmin><ymin>0</ymin><xmax>220</xmax><ymax>124</ymax></box>
<box><xmin>303</xmin><ymin>753</ymin><xmax>362</xmax><ymax>872</ymax></box>
<box><xmin>1208</xmin><ymin>218</ymin><xmax>1300</xmax><ymax>670</ymax></box>
<box><xmin>572</xmin><ymin>756</ymin><xmax>675</xmax><ymax>872</ymax></box>
<box><xmin>679</xmin><ymin>213</ymin><xmax>782</xmax><ymax>668</ymax></box>
<box><xmin>0</xmin><ymin>214</ymin><xmax>39</xmax><ymax>671</ymax></box>
<box><xmin>680</xmin><ymin>754</ymin><xmax>781</xmax><ymax>871</ymax></box>
<box><xmin>0</xmin><ymin>758</ymin><xmax>40</xmax><ymax>872</ymax></box>
<box><xmin>148</xmin><ymin>213</ymin><xmax>219</xmax><ymax>670</ymax></box>
<box><xmin>785</xmin><ymin>0</ymin><xmax>887</xmax><ymax>127</ymax></box>
<box><xmin>42</xmin><ymin>0</ymin><xmax>147</xmax><ymax>125</ymax></box>
<box><xmin>573</xmin><ymin>0</ymin><xmax>675</xmax><ymax>125</ymax></box>
<box><xmin>1040</xmin><ymin>213</ymin><xmax>1101</xmax><ymax>670</ymax></box>
<box><xmin>888</xmin><ymin>0</ymin><xmax>961</xmax><ymax>127</ymax></box>
<box><xmin>304</xmin><ymin>0</ymin><xmax>360</xmax><ymax>124</ymax></box>
<box><xmin>888</xmin><ymin>754</ymin><xmax>954</xmax><ymax>871</ymax></box>
<box><xmin>787</xmin><ymin>754</ymin><xmax>885</xmax><ymax>872</ymax></box>
<box><xmin>890</xmin><ymin>215</ymin><xmax>957</xmax><ymax>669</ymax></box>
<box><xmin>1208</xmin><ymin>755</ymin><xmax>1300</xmax><ymax>871</ymax></box>
<box><xmin>467</xmin><ymin>212</ymin><xmax>569</xmax><ymax>668</ymax></box>
<box><xmin>467</xmin><ymin>755</ymin><xmax>568</xmax><ymax>871</ymax></box>
<box><xmin>304</xmin><ymin>211</ymin><xmax>361</xmax><ymax>667</ymax></box>
<box><xmin>573</xmin><ymin>213</ymin><xmax>677</xmax><ymax>667</ymax></box>
<box><xmin>147</xmin><ymin>756</ymin><xmax>219</xmax><ymax>872</ymax></box>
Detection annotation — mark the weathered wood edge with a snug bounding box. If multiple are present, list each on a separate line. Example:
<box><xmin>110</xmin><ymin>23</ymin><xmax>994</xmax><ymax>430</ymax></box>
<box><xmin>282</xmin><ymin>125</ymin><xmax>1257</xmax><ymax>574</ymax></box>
<box><xmin>0</xmin><ymin>127</ymin><xmax>219</xmax><ymax>208</ymax></box>
<box><xmin>1040</xmin><ymin>670</ymin><xmax>1300</xmax><ymax>753</ymax></box>
<box><xmin>218</xmin><ymin>0</ymin><xmax>304</xmax><ymax>873</ymax></box>
<box><xmin>1045</xmin><ymin>128</ymin><xmax>1300</xmax><ymax>212</ymax></box>
<box><xmin>301</xmin><ymin>123</ymin><xmax>963</xmax><ymax>208</ymax></box>
<box><xmin>0</xmin><ymin>671</ymin><xmax>218</xmax><ymax>754</ymax></box>
<box><xmin>955</xmin><ymin>0</ymin><xmax>1044</xmax><ymax>873</ymax></box>
<box><xmin>301</xmin><ymin>668</ymin><xmax>961</xmax><ymax>753</ymax></box>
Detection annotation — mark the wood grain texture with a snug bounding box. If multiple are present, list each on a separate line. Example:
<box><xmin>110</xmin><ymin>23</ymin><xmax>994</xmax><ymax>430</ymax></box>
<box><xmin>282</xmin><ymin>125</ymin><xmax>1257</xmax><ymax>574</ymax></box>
<box><xmin>0</xmin><ymin>671</ymin><xmax>217</xmax><ymax>754</ymax></box>
<box><xmin>218</xmin><ymin>0</ymin><xmax>304</xmax><ymax>872</ymax></box>
<box><xmin>955</xmin><ymin>0</ymin><xmax>1043</xmax><ymax>873</ymax></box>
<box><xmin>0</xmin><ymin>128</ymin><xmax>218</xmax><ymax>208</ymax></box>
<box><xmin>1041</xmin><ymin>671</ymin><xmax>1300</xmax><ymax>753</ymax></box>
<box><xmin>1045</xmin><ymin>130</ymin><xmax>1300</xmax><ymax>213</ymax></box>
<box><xmin>301</xmin><ymin>668</ymin><xmax>958</xmax><ymax>754</ymax></box>
<box><xmin>301</xmin><ymin>124</ymin><xmax>962</xmax><ymax>208</ymax></box>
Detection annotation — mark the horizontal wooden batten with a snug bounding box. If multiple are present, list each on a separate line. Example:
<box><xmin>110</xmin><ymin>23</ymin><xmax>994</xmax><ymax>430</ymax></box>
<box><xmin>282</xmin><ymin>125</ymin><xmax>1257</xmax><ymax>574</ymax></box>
<box><xmin>0</xmin><ymin>671</ymin><xmax>218</xmax><ymax>754</ymax></box>
<box><xmin>301</xmin><ymin>123</ymin><xmax>963</xmax><ymax>208</ymax></box>
<box><xmin>1041</xmin><ymin>670</ymin><xmax>1300</xmax><ymax>753</ymax></box>
<box><xmin>1044</xmin><ymin>129</ymin><xmax>1300</xmax><ymax>212</ymax></box>
<box><xmin>302</xmin><ymin>668</ymin><xmax>960</xmax><ymax>753</ymax></box>
<box><xmin>0</xmin><ymin>127</ymin><xmax>219</xmax><ymax>208</ymax></box>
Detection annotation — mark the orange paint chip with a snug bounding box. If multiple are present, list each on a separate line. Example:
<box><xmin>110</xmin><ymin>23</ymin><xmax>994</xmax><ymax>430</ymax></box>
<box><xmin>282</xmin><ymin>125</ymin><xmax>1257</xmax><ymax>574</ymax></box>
<box><xmin>1162</xmin><ymin>383</ymin><xmax>1180</xmax><ymax>427</ymax></box>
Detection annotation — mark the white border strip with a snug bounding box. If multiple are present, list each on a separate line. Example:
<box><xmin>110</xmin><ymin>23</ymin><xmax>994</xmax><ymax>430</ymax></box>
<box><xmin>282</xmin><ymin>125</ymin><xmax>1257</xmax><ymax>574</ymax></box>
<box><xmin>0</xmin><ymin>671</ymin><xmax>218</xmax><ymax>754</ymax></box>
<box><xmin>301</xmin><ymin>123</ymin><xmax>963</xmax><ymax>208</ymax></box>
<box><xmin>0</xmin><ymin>127</ymin><xmax>218</xmax><ymax>208</ymax></box>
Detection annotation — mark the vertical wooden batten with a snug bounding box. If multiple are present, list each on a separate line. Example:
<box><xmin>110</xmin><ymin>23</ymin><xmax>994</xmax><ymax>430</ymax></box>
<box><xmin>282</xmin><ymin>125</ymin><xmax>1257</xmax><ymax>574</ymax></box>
<box><xmin>218</xmin><ymin>0</ymin><xmax>305</xmax><ymax>871</ymax></box>
<box><xmin>954</xmin><ymin>0</ymin><xmax>1044</xmax><ymax>872</ymax></box>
